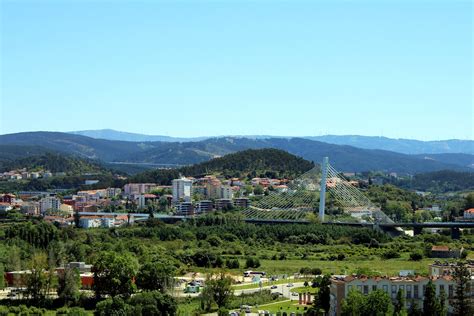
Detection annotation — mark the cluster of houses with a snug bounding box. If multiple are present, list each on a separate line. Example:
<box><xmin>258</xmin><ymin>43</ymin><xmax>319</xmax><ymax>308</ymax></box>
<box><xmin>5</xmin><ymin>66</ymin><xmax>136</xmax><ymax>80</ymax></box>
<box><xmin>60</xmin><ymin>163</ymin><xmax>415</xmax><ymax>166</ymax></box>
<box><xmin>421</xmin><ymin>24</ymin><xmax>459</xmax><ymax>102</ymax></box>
<box><xmin>0</xmin><ymin>174</ymin><xmax>293</xmax><ymax>227</ymax></box>
<box><xmin>0</xmin><ymin>168</ymin><xmax>54</xmax><ymax>181</ymax></box>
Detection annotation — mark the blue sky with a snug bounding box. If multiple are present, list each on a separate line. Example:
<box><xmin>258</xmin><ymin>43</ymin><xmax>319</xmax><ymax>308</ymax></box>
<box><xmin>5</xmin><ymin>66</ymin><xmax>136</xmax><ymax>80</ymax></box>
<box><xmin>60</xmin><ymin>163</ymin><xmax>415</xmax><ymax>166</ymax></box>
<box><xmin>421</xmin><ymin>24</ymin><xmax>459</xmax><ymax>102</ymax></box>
<box><xmin>1</xmin><ymin>0</ymin><xmax>472</xmax><ymax>140</ymax></box>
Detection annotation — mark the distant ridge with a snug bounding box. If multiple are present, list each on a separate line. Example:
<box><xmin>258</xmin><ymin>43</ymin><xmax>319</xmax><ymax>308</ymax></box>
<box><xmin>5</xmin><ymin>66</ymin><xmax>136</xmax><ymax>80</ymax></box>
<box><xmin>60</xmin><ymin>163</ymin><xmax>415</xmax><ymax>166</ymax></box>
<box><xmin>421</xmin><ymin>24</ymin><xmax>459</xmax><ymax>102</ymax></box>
<box><xmin>69</xmin><ymin>129</ymin><xmax>208</xmax><ymax>142</ymax></box>
<box><xmin>1</xmin><ymin>131</ymin><xmax>472</xmax><ymax>174</ymax></box>
<box><xmin>68</xmin><ymin>129</ymin><xmax>474</xmax><ymax>155</ymax></box>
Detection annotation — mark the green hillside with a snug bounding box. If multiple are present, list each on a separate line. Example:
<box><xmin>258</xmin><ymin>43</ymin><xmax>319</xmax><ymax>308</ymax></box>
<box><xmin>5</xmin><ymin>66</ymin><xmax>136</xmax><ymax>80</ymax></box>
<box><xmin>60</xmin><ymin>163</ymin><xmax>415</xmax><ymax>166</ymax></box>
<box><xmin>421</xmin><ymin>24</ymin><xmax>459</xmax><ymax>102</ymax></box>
<box><xmin>0</xmin><ymin>152</ymin><xmax>108</xmax><ymax>174</ymax></box>
<box><xmin>131</xmin><ymin>148</ymin><xmax>314</xmax><ymax>184</ymax></box>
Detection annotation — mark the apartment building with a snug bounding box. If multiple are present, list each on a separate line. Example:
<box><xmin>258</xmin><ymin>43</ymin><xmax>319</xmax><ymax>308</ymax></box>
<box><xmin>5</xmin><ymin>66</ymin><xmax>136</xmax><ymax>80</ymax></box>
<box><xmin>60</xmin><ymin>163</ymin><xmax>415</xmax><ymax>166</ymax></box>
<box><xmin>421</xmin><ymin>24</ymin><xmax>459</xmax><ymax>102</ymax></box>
<box><xmin>172</xmin><ymin>178</ymin><xmax>193</xmax><ymax>203</ymax></box>
<box><xmin>39</xmin><ymin>196</ymin><xmax>61</xmax><ymax>214</ymax></box>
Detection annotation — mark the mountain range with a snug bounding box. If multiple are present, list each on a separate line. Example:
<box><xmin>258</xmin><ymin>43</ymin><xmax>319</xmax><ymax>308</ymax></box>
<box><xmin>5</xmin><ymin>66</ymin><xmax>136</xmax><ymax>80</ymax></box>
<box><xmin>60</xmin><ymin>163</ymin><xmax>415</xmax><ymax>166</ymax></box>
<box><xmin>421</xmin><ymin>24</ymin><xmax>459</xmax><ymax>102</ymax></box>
<box><xmin>1</xmin><ymin>131</ymin><xmax>473</xmax><ymax>174</ymax></box>
<box><xmin>69</xmin><ymin>129</ymin><xmax>474</xmax><ymax>155</ymax></box>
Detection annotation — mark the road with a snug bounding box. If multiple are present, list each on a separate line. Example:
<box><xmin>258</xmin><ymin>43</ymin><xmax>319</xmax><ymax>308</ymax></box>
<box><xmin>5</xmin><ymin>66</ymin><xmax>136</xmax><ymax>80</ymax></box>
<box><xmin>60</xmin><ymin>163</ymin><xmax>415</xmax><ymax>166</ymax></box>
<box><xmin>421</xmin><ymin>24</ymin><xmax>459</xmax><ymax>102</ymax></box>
<box><xmin>234</xmin><ymin>282</ymin><xmax>304</xmax><ymax>300</ymax></box>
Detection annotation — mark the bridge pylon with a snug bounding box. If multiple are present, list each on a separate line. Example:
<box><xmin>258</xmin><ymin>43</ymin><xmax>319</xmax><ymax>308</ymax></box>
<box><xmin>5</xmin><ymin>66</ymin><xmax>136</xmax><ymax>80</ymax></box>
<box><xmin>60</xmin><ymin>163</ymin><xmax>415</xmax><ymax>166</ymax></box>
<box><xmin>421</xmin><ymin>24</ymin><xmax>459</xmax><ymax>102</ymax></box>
<box><xmin>318</xmin><ymin>157</ymin><xmax>328</xmax><ymax>222</ymax></box>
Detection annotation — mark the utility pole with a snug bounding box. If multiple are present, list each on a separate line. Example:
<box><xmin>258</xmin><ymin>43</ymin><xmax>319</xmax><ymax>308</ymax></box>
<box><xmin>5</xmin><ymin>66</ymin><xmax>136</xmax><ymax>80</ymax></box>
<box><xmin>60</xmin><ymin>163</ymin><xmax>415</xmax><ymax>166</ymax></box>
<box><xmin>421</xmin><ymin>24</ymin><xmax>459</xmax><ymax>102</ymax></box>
<box><xmin>318</xmin><ymin>157</ymin><xmax>328</xmax><ymax>222</ymax></box>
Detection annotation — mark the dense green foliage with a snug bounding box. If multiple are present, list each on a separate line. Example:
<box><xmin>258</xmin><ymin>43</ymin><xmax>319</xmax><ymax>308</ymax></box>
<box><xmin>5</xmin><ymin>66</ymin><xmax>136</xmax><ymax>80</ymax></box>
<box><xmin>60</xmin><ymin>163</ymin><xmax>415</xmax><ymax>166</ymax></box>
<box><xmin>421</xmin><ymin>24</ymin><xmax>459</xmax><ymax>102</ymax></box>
<box><xmin>0</xmin><ymin>152</ymin><xmax>107</xmax><ymax>174</ymax></box>
<box><xmin>399</xmin><ymin>170</ymin><xmax>474</xmax><ymax>193</ymax></box>
<box><xmin>131</xmin><ymin>148</ymin><xmax>315</xmax><ymax>184</ymax></box>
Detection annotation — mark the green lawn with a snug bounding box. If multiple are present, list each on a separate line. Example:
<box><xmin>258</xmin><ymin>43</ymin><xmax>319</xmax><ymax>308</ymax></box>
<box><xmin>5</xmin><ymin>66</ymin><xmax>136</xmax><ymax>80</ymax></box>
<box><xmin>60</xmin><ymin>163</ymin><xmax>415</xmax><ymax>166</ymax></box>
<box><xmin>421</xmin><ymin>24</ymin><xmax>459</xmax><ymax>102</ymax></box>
<box><xmin>290</xmin><ymin>286</ymin><xmax>318</xmax><ymax>294</ymax></box>
<box><xmin>256</xmin><ymin>300</ymin><xmax>311</xmax><ymax>313</ymax></box>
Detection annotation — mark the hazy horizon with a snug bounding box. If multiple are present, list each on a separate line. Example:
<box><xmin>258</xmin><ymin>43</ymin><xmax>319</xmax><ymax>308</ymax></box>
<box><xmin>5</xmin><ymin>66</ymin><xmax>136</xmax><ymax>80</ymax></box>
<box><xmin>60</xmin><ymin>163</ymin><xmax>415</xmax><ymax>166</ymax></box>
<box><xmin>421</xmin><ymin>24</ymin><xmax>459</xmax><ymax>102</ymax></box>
<box><xmin>1</xmin><ymin>128</ymin><xmax>473</xmax><ymax>142</ymax></box>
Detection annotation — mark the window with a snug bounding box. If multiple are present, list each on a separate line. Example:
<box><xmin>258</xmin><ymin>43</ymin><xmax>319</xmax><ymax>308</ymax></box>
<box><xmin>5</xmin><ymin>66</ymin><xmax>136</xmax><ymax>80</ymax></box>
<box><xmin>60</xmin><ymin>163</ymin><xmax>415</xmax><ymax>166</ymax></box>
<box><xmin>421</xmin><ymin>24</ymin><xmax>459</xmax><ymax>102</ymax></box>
<box><xmin>414</xmin><ymin>285</ymin><xmax>419</xmax><ymax>299</ymax></box>
<box><xmin>440</xmin><ymin>285</ymin><xmax>445</xmax><ymax>295</ymax></box>
<box><xmin>391</xmin><ymin>285</ymin><xmax>397</xmax><ymax>298</ymax></box>
<box><xmin>449</xmin><ymin>285</ymin><xmax>454</xmax><ymax>298</ymax></box>
<box><xmin>406</xmin><ymin>285</ymin><xmax>412</xmax><ymax>299</ymax></box>
<box><xmin>372</xmin><ymin>285</ymin><xmax>377</xmax><ymax>291</ymax></box>
<box><xmin>364</xmin><ymin>285</ymin><xmax>369</xmax><ymax>295</ymax></box>
<box><xmin>383</xmin><ymin>285</ymin><xmax>388</xmax><ymax>293</ymax></box>
<box><xmin>357</xmin><ymin>285</ymin><xmax>362</xmax><ymax>292</ymax></box>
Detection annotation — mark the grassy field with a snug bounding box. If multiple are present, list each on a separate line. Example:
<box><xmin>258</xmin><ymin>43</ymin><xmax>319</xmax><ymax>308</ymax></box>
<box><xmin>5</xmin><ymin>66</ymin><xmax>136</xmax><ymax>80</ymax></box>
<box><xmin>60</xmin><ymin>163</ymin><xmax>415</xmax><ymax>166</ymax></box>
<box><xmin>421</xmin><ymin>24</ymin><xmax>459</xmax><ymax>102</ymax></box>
<box><xmin>258</xmin><ymin>257</ymin><xmax>435</xmax><ymax>276</ymax></box>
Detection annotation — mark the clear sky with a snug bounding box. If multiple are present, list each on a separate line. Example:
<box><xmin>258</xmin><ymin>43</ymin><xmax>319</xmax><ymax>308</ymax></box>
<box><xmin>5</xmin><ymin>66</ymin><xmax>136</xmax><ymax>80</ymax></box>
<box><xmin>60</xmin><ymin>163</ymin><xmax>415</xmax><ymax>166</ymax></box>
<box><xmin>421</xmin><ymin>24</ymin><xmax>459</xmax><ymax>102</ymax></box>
<box><xmin>1</xmin><ymin>0</ymin><xmax>472</xmax><ymax>140</ymax></box>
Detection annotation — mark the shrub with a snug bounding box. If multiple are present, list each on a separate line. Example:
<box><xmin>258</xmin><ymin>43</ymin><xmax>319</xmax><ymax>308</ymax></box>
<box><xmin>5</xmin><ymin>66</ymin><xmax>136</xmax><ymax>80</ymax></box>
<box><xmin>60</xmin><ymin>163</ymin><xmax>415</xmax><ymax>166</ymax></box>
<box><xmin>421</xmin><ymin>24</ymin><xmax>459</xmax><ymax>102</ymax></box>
<box><xmin>409</xmin><ymin>251</ymin><xmax>423</xmax><ymax>261</ymax></box>
<box><xmin>381</xmin><ymin>249</ymin><xmax>401</xmax><ymax>259</ymax></box>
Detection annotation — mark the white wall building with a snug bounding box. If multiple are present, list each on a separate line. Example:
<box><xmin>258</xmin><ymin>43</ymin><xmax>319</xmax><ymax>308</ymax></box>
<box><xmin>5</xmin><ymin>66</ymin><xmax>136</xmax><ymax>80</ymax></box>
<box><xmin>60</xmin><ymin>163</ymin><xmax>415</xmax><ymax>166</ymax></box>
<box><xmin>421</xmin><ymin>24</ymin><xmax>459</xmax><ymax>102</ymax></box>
<box><xmin>172</xmin><ymin>178</ymin><xmax>193</xmax><ymax>203</ymax></box>
<box><xmin>39</xmin><ymin>197</ymin><xmax>61</xmax><ymax>214</ymax></box>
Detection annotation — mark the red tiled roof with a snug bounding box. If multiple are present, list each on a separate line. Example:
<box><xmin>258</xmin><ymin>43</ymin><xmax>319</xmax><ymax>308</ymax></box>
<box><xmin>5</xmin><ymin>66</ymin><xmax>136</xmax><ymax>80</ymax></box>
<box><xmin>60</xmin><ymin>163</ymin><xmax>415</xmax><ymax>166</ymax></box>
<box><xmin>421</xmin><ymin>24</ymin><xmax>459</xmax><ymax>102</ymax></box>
<box><xmin>432</xmin><ymin>246</ymin><xmax>450</xmax><ymax>251</ymax></box>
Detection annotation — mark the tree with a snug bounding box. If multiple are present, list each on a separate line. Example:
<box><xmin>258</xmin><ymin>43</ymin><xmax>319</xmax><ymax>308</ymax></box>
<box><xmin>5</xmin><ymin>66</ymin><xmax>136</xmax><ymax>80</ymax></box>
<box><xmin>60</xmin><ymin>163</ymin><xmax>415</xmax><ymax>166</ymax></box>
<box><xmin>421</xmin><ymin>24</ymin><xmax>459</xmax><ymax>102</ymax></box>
<box><xmin>423</xmin><ymin>280</ymin><xmax>440</xmax><ymax>316</ymax></box>
<box><xmin>93</xmin><ymin>251</ymin><xmax>139</xmax><ymax>298</ymax></box>
<box><xmin>408</xmin><ymin>302</ymin><xmax>422</xmax><ymax>316</ymax></box>
<box><xmin>201</xmin><ymin>273</ymin><xmax>234</xmax><ymax>310</ymax></box>
<box><xmin>313</xmin><ymin>275</ymin><xmax>331</xmax><ymax>314</ymax></box>
<box><xmin>57</xmin><ymin>266</ymin><xmax>81</xmax><ymax>305</ymax></box>
<box><xmin>25</xmin><ymin>252</ymin><xmax>50</xmax><ymax>304</ymax></box>
<box><xmin>341</xmin><ymin>289</ymin><xmax>365</xmax><ymax>316</ymax></box>
<box><xmin>452</xmin><ymin>261</ymin><xmax>473</xmax><ymax>316</ymax></box>
<box><xmin>129</xmin><ymin>291</ymin><xmax>177</xmax><ymax>315</ymax></box>
<box><xmin>245</xmin><ymin>257</ymin><xmax>260</xmax><ymax>269</ymax></box>
<box><xmin>394</xmin><ymin>289</ymin><xmax>406</xmax><ymax>315</ymax></box>
<box><xmin>341</xmin><ymin>289</ymin><xmax>393</xmax><ymax>316</ymax></box>
<box><xmin>0</xmin><ymin>263</ymin><xmax>5</xmax><ymax>290</ymax></box>
<box><xmin>136</xmin><ymin>260</ymin><xmax>176</xmax><ymax>292</ymax></box>
<box><xmin>464</xmin><ymin>193</ymin><xmax>474</xmax><ymax>209</ymax></box>
<box><xmin>95</xmin><ymin>297</ymin><xmax>133</xmax><ymax>316</ymax></box>
<box><xmin>439</xmin><ymin>289</ymin><xmax>447</xmax><ymax>316</ymax></box>
<box><xmin>253</xmin><ymin>185</ymin><xmax>264</xmax><ymax>195</ymax></box>
<box><xmin>364</xmin><ymin>290</ymin><xmax>393</xmax><ymax>315</ymax></box>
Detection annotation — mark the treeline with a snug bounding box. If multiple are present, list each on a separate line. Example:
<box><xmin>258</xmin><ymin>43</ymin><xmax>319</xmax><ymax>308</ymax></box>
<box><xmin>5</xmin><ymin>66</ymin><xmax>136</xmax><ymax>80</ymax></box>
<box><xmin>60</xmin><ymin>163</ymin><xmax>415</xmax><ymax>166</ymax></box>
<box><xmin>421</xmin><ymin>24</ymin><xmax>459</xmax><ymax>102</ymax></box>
<box><xmin>130</xmin><ymin>148</ymin><xmax>315</xmax><ymax>184</ymax></box>
<box><xmin>0</xmin><ymin>152</ymin><xmax>108</xmax><ymax>174</ymax></box>
<box><xmin>399</xmin><ymin>170</ymin><xmax>474</xmax><ymax>193</ymax></box>
<box><xmin>0</xmin><ymin>174</ymin><xmax>125</xmax><ymax>192</ymax></box>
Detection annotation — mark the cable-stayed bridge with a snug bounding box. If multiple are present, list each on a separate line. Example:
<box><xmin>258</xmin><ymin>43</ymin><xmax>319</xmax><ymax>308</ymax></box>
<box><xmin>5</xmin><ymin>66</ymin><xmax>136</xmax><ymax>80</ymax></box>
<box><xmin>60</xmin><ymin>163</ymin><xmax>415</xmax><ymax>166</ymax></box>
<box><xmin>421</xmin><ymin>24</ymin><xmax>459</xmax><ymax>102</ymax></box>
<box><xmin>242</xmin><ymin>157</ymin><xmax>393</xmax><ymax>225</ymax></box>
<box><xmin>241</xmin><ymin>157</ymin><xmax>473</xmax><ymax>238</ymax></box>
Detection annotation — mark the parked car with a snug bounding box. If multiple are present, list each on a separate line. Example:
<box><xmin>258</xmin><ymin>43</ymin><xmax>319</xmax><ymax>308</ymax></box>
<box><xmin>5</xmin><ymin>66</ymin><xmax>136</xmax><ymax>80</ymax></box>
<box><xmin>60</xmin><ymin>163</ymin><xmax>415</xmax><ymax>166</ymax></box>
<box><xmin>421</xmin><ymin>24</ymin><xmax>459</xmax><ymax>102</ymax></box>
<box><xmin>291</xmin><ymin>292</ymin><xmax>299</xmax><ymax>296</ymax></box>
<box><xmin>286</xmin><ymin>283</ymin><xmax>294</xmax><ymax>287</ymax></box>
<box><xmin>270</xmin><ymin>285</ymin><xmax>278</xmax><ymax>289</ymax></box>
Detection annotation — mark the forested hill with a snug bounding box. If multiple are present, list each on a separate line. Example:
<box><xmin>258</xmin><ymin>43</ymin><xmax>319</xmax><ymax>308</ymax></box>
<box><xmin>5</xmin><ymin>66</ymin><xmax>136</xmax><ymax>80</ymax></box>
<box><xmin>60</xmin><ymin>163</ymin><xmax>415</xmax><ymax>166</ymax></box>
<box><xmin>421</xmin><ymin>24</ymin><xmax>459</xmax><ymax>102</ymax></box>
<box><xmin>0</xmin><ymin>152</ymin><xmax>109</xmax><ymax>174</ymax></box>
<box><xmin>131</xmin><ymin>149</ymin><xmax>314</xmax><ymax>184</ymax></box>
<box><xmin>398</xmin><ymin>170</ymin><xmax>474</xmax><ymax>193</ymax></box>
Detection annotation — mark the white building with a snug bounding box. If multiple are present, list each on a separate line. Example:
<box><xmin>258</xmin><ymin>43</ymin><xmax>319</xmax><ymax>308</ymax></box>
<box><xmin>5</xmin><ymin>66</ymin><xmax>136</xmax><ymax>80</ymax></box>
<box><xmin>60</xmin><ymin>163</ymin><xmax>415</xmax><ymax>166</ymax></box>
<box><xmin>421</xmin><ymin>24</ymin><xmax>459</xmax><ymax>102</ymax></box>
<box><xmin>79</xmin><ymin>217</ymin><xmax>101</xmax><ymax>228</ymax></box>
<box><xmin>137</xmin><ymin>195</ymin><xmax>146</xmax><ymax>209</ymax></box>
<box><xmin>464</xmin><ymin>208</ymin><xmax>474</xmax><ymax>220</ymax></box>
<box><xmin>39</xmin><ymin>197</ymin><xmax>61</xmax><ymax>214</ymax></box>
<box><xmin>220</xmin><ymin>185</ymin><xmax>234</xmax><ymax>199</ymax></box>
<box><xmin>172</xmin><ymin>178</ymin><xmax>193</xmax><ymax>203</ymax></box>
<box><xmin>123</xmin><ymin>183</ymin><xmax>157</xmax><ymax>197</ymax></box>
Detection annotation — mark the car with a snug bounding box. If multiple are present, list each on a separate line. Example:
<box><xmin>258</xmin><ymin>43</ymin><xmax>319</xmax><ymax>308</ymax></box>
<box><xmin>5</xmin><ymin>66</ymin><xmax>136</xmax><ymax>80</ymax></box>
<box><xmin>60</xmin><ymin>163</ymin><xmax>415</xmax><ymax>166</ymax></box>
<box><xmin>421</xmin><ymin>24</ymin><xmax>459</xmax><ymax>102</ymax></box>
<box><xmin>270</xmin><ymin>285</ymin><xmax>278</xmax><ymax>289</ymax></box>
<box><xmin>286</xmin><ymin>283</ymin><xmax>294</xmax><ymax>287</ymax></box>
<box><xmin>291</xmin><ymin>292</ymin><xmax>299</xmax><ymax>296</ymax></box>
